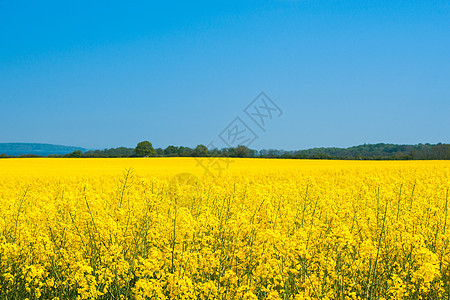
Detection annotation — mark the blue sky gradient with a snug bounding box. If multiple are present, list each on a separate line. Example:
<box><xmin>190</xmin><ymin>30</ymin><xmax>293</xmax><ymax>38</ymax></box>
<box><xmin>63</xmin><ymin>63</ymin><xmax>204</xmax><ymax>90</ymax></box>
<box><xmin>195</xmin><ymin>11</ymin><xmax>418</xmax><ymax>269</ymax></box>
<box><xmin>1</xmin><ymin>1</ymin><xmax>449</xmax><ymax>150</ymax></box>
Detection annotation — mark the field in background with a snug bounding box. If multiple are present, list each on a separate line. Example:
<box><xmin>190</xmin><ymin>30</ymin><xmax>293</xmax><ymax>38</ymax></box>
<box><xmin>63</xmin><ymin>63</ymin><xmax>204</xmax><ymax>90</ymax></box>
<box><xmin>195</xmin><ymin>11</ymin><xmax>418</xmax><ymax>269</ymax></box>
<box><xmin>0</xmin><ymin>158</ymin><xmax>449</xmax><ymax>299</ymax></box>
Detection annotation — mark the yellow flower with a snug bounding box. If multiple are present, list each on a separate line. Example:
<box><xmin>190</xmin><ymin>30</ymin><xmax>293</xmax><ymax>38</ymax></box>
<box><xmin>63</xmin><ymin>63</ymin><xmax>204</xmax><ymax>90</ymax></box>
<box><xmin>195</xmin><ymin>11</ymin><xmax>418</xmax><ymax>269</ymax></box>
<box><xmin>0</xmin><ymin>158</ymin><xmax>448</xmax><ymax>299</ymax></box>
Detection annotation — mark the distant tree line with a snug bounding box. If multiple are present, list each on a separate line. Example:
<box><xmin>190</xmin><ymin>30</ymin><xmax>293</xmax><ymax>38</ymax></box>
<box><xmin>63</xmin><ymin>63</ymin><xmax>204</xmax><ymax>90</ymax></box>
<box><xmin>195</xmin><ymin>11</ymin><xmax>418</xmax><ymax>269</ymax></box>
<box><xmin>1</xmin><ymin>142</ymin><xmax>449</xmax><ymax>160</ymax></box>
<box><xmin>264</xmin><ymin>143</ymin><xmax>450</xmax><ymax>160</ymax></box>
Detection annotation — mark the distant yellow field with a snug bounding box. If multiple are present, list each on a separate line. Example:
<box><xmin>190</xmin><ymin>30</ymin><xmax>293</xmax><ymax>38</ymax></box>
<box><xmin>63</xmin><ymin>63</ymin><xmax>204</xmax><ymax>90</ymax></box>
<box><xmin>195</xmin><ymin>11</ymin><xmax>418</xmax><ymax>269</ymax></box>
<box><xmin>0</xmin><ymin>158</ymin><xmax>449</xmax><ymax>299</ymax></box>
<box><xmin>0</xmin><ymin>157</ymin><xmax>446</xmax><ymax>176</ymax></box>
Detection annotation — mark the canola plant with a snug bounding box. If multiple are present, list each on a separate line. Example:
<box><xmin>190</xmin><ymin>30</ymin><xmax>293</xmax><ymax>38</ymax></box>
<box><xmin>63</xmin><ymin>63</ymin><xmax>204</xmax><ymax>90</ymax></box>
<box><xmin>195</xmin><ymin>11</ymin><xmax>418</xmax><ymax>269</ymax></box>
<box><xmin>0</xmin><ymin>158</ymin><xmax>449</xmax><ymax>299</ymax></box>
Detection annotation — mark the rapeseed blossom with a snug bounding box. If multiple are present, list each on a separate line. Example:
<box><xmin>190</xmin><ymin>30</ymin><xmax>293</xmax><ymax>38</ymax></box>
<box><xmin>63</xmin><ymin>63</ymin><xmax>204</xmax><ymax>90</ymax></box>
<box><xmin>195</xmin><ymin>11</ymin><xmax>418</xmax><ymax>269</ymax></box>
<box><xmin>0</xmin><ymin>158</ymin><xmax>448</xmax><ymax>299</ymax></box>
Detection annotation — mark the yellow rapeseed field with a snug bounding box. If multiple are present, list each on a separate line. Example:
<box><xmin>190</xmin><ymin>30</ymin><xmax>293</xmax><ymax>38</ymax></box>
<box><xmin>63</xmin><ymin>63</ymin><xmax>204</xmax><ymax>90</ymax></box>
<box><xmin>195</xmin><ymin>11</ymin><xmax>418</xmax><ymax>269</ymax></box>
<box><xmin>0</xmin><ymin>158</ymin><xmax>449</xmax><ymax>299</ymax></box>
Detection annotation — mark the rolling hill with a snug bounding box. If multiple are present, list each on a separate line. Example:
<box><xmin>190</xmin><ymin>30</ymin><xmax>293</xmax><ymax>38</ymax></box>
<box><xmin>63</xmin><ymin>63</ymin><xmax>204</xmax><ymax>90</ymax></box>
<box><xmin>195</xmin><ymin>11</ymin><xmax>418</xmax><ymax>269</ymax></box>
<box><xmin>0</xmin><ymin>143</ymin><xmax>86</xmax><ymax>156</ymax></box>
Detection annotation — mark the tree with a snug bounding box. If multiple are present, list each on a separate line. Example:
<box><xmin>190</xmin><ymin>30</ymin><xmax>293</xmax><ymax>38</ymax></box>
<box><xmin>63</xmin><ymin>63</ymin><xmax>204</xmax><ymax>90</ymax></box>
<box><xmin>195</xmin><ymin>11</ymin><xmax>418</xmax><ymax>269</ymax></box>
<box><xmin>234</xmin><ymin>145</ymin><xmax>250</xmax><ymax>158</ymax></box>
<box><xmin>135</xmin><ymin>141</ymin><xmax>156</xmax><ymax>157</ymax></box>
<box><xmin>193</xmin><ymin>144</ymin><xmax>208</xmax><ymax>157</ymax></box>
<box><xmin>164</xmin><ymin>145</ymin><xmax>179</xmax><ymax>156</ymax></box>
<box><xmin>178</xmin><ymin>146</ymin><xmax>193</xmax><ymax>157</ymax></box>
<box><xmin>66</xmin><ymin>150</ymin><xmax>82</xmax><ymax>158</ymax></box>
<box><xmin>155</xmin><ymin>148</ymin><xmax>164</xmax><ymax>156</ymax></box>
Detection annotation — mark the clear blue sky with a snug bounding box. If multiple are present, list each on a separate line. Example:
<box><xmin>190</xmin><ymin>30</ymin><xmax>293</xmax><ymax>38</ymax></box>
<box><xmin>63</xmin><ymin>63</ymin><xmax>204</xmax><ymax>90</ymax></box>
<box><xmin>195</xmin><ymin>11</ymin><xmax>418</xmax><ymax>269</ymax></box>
<box><xmin>1</xmin><ymin>1</ymin><xmax>449</xmax><ymax>150</ymax></box>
